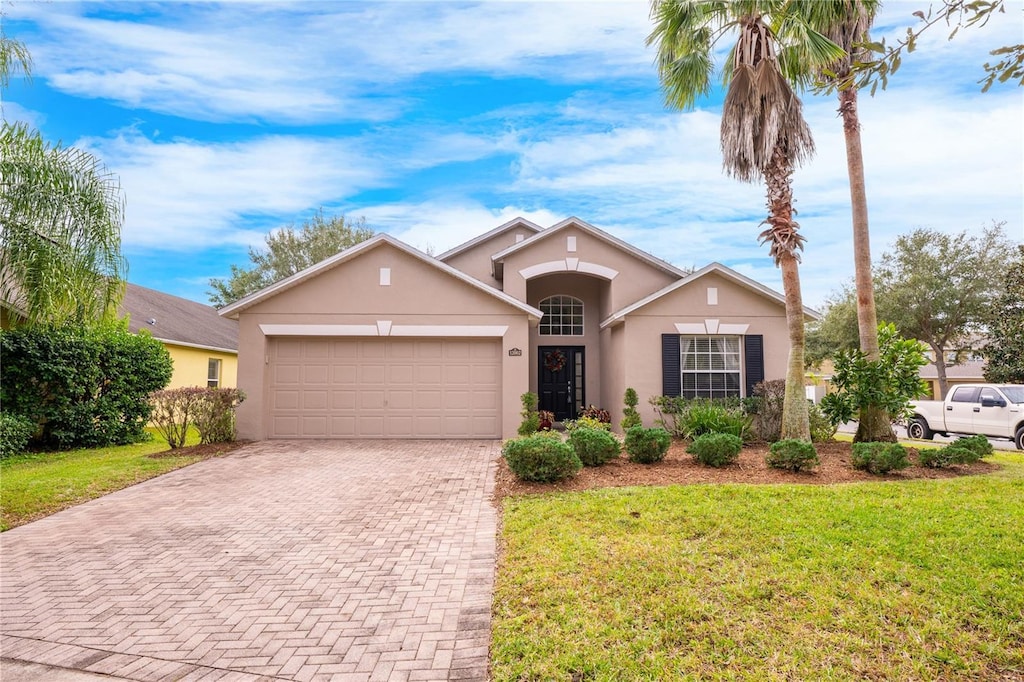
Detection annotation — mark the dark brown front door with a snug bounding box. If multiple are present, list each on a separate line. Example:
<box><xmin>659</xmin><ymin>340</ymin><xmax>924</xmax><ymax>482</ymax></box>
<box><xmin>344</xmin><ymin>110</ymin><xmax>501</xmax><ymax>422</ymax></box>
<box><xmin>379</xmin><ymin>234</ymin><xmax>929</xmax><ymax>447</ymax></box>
<box><xmin>538</xmin><ymin>346</ymin><xmax>584</xmax><ymax>421</ymax></box>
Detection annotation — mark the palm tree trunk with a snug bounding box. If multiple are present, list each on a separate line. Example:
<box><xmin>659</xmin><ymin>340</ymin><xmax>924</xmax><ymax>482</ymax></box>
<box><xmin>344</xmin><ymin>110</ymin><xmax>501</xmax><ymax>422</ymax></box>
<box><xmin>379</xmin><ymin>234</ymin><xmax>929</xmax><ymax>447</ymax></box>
<box><xmin>840</xmin><ymin>87</ymin><xmax>895</xmax><ymax>442</ymax></box>
<box><xmin>765</xmin><ymin>148</ymin><xmax>810</xmax><ymax>442</ymax></box>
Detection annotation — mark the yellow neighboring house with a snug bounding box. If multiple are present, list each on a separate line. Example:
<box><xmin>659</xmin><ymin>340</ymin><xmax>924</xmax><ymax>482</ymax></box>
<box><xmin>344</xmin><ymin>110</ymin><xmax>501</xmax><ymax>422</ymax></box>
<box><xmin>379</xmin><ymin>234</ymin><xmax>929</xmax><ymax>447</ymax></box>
<box><xmin>119</xmin><ymin>283</ymin><xmax>238</xmax><ymax>389</ymax></box>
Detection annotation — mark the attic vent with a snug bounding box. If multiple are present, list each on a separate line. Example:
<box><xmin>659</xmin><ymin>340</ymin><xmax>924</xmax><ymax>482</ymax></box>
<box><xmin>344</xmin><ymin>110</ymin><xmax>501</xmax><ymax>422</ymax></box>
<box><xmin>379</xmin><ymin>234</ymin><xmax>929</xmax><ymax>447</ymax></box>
<box><xmin>146</xmin><ymin>318</ymin><xmax>157</xmax><ymax>325</ymax></box>
<box><xmin>707</xmin><ymin>287</ymin><xmax>718</xmax><ymax>305</ymax></box>
<box><xmin>567</xmin><ymin>236</ymin><xmax>577</xmax><ymax>252</ymax></box>
<box><xmin>515</xmin><ymin>233</ymin><xmax>525</xmax><ymax>243</ymax></box>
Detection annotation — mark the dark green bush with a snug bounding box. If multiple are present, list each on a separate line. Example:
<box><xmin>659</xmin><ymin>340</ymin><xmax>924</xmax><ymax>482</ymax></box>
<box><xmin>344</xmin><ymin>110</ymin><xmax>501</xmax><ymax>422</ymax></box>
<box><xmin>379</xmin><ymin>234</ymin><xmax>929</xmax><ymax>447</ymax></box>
<box><xmin>502</xmin><ymin>434</ymin><xmax>582</xmax><ymax>482</ymax></box>
<box><xmin>766</xmin><ymin>439</ymin><xmax>820</xmax><ymax>472</ymax></box>
<box><xmin>649</xmin><ymin>396</ymin><xmax>750</xmax><ymax>441</ymax></box>
<box><xmin>851</xmin><ymin>442</ymin><xmax>910</xmax><ymax>474</ymax></box>
<box><xmin>0</xmin><ymin>322</ymin><xmax>173</xmax><ymax>449</ymax></box>
<box><xmin>0</xmin><ymin>412</ymin><xmax>35</xmax><ymax>458</ymax></box>
<box><xmin>687</xmin><ymin>433</ymin><xmax>742</xmax><ymax>467</ymax></box>
<box><xmin>569</xmin><ymin>427</ymin><xmax>621</xmax><ymax>466</ymax></box>
<box><xmin>917</xmin><ymin>447</ymin><xmax>955</xmax><ymax>468</ymax></box>
<box><xmin>942</xmin><ymin>445</ymin><xmax>981</xmax><ymax>465</ymax></box>
<box><xmin>620</xmin><ymin>388</ymin><xmax>642</xmax><ymax>431</ymax></box>
<box><xmin>808</xmin><ymin>402</ymin><xmax>838</xmax><ymax>443</ymax></box>
<box><xmin>518</xmin><ymin>392</ymin><xmax>540</xmax><ymax>436</ymax></box>
<box><xmin>625</xmin><ymin>426</ymin><xmax>671</xmax><ymax>464</ymax></box>
<box><xmin>951</xmin><ymin>435</ymin><xmax>993</xmax><ymax>461</ymax></box>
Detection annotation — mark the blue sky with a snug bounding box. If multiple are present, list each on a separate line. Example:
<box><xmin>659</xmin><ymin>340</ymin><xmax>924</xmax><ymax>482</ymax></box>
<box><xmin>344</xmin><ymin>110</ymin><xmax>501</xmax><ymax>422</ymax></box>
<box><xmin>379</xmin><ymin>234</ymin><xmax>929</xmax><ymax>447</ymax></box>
<box><xmin>4</xmin><ymin>0</ymin><xmax>1022</xmax><ymax>309</ymax></box>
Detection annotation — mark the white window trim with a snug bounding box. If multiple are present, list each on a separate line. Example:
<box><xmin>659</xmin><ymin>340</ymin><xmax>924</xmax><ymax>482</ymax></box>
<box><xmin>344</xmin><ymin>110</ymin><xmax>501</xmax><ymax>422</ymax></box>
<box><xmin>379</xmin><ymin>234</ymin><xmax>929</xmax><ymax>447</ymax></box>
<box><xmin>538</xmin><ymin>295</ymin><xmax>585</xmax><ymax>336</ymax></box>
<box><xmin>679</xmin><ymin>335</ymin><xmax>743</xmax><ymax>398</ymax></box>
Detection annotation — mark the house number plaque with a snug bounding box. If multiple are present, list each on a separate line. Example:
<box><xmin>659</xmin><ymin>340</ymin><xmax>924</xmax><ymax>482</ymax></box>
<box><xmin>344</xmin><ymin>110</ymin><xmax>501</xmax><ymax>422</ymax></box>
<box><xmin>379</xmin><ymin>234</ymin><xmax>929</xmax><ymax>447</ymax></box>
<box><xmin>508</xmin><ymin>348</ymin><xmax>522</xmax><ymax>357</ymax></box>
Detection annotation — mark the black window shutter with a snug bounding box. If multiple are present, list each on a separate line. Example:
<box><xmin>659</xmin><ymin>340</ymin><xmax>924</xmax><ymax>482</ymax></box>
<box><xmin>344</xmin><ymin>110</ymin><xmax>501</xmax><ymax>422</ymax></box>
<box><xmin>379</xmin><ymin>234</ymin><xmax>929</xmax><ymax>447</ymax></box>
<box><xmin>744</xmin><ymin>334</ymin><xmax>764</xmax><ymax>397</ymax></box>
<box><xmin>662</xmin><ymin>334</ymin><xmax>681</xmax><ymax>397</ymax></box>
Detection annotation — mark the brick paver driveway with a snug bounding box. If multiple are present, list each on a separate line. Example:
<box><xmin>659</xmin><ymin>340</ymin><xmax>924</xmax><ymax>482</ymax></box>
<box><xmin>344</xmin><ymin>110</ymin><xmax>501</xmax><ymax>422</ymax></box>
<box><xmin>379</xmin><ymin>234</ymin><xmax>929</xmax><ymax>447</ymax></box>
<box><xmin>1</xmin><ymin>440</ymin><xmax>501</xmax><ymax>681</ymax></box>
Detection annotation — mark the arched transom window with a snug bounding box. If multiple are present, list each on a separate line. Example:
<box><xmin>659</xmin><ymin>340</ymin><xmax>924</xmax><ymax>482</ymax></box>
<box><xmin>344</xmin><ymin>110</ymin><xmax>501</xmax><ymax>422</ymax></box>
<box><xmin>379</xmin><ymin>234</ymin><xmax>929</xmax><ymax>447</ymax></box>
<box><xmin>539</xmin><ymin>295</ymin><xmax>584</xmax><ymax>336</ymax></box>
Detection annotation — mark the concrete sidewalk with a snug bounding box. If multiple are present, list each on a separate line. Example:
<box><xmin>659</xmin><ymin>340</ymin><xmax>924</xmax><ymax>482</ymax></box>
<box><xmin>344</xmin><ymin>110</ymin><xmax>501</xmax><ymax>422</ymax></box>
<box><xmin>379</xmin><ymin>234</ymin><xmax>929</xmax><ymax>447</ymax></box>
<box><xmin>1</xmin><ymin>440</ymin><xmax>500</xmax><ymax>681</ymax></box>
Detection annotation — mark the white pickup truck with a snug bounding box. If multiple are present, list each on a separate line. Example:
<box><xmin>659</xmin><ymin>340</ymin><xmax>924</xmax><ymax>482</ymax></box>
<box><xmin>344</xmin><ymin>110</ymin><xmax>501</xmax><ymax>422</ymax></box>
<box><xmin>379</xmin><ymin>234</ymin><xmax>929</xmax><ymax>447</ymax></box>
<box><xmin>906</xmin><ymin>384</ymin><xmax>1024</xmax><ymax>450</ymax></box>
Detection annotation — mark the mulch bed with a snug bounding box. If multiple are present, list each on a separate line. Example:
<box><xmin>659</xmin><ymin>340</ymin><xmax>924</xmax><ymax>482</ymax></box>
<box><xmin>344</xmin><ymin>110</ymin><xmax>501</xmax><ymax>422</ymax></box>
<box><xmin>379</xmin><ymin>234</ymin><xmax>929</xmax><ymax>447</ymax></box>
<box><xmin>147</xmin><ymin>441</ymin><xmax>250</xmax><ymax>459</ymax></box>
<box><xmin>493</xmin><ymin>440</ymin><xmax>998</xmax><ymax>502</ymax></box>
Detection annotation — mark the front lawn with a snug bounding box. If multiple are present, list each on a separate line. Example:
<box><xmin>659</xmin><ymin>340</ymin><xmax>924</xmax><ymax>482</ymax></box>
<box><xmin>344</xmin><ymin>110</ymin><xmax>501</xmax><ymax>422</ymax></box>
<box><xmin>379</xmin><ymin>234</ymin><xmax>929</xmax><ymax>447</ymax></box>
<box><xmin>492</xmin><ymin>452</ymin><xmax>1024</xmax><ymax>681</ymax></box>
<box><xmin>0</xmin><ymin>430</ymin><xmax>236</xmax><ymax>531</ymax></box>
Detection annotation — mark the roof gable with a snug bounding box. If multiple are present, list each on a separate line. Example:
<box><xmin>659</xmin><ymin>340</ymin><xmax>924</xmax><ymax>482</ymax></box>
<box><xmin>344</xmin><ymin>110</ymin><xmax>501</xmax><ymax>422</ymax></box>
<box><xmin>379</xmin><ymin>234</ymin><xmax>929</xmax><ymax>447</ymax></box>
<box><xmin>490</xmin><ymin>217</ymin><xmax>687</xmax><ymax>280</ymax></box>
<box><xmin>437</xmin><ymin>217</ymin><xmax>543</xmax><ymax>262</ymax></box>
<box><xmin>218</xmin><ymin>233</ymin><xmax>542</xmax><ymax>320</ymax></box>
<box><xmin>600</xmin><ymin>262</ymin><xmax>821</xmax><ymax>328</ymax></box>
<box><xmin>120</xmin><ymin>283</ymin><xmax>238</xmax><ymax>352</ymax></box>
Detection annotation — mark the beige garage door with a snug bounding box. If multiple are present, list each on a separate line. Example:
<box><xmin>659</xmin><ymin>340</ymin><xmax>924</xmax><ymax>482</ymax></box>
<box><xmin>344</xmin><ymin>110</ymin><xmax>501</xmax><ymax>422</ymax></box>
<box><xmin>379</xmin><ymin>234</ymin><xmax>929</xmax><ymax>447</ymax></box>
<box><xmin>268</xmin><ymin>337</ymin><xmax>502</xmax><ymax>438</ymax></box>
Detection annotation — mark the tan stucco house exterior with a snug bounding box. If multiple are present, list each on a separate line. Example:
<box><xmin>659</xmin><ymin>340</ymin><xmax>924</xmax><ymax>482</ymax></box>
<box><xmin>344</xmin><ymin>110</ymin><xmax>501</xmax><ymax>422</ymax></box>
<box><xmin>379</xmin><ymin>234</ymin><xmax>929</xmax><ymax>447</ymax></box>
<box><xmin>220</xmin><ymin>217</ymin><xmax>817</xmax><ymax>440</ymax></box>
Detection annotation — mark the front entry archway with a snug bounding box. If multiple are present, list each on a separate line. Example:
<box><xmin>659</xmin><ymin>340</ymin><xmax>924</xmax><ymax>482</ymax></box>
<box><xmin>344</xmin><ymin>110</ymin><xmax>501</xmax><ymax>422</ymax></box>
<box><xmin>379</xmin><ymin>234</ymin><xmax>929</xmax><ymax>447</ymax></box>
<box><xmin>538</xmin><ymin>346</ymin><xmax>585</xmax><ymax>421</ymax></box>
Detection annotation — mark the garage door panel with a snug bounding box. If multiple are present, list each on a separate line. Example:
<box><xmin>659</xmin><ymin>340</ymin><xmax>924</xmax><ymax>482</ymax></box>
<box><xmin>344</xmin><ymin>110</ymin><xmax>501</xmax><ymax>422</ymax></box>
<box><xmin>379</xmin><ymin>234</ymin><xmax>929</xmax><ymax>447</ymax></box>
<box><xmin>269</xmin><ymin>338</ymin><xmax>501</xmax><ymax>438</ymax></box>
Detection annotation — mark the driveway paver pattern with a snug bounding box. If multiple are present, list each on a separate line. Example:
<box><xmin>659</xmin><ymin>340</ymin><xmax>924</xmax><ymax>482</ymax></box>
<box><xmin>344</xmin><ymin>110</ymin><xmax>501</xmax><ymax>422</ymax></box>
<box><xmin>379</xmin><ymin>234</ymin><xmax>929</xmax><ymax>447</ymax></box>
<box><xmin>1</xmin><ymin>440</ymin><xmax>501</xmax><ymax>681</ymax></box>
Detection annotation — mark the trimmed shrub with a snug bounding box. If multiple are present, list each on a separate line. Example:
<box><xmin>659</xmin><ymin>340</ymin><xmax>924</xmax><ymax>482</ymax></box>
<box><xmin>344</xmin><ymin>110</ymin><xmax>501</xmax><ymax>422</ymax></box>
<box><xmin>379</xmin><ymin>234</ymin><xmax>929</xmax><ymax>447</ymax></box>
<box><xmin>687</xmin><ymin>433</ymin><xmax>742</xmax><ymax>467</ymax></box>
<box><xmin>518</xmin><ymin>392</ymin><xmax>540</xmax><ymax>436</ymax></box>
<box><xmin>564</xmin><ymin>416</ymin><xmax>612</xmax><ymax>433</ymax></box>
<box><xmin>625</xmin><ymin>426</ymin><xmax>671</xmax><ymax>464</ymax></box>
<box><xmin>942</xmin><ymin>445</ymin><xmax>981</xmax><ymax>465</ymax></box>
<box><xmin>918</xmin><ymin>447</ymin><xmax>955</xmax><ymax>468</ymax></box>
<box><xmin>808</xmin><ymin>402</ymin><xmax>838</xmax><ymax>443</ymax></box>
<box><xmin>502</xmin><ymin>434</ymin><xmax>582</xmax><ymax>482</ymax></box>
<box><xmin>150</xmin><ymin>387</ymin><xmax>207</xmax><ymax>448</ymax></box>
<box><xmin>766</xmin><ymin>439</ymin><xmax>820</xmax><ymax>472</ymax></box>
<box><xmin>0</xmin><ymin>322</ymin><xmax>173</xmax><ymax>449</ymax></box>
<box><xmin>0</xmin><ymin>412</ymin><xmax>35</xmax><ymax>458</ymax></box>
<box><xmin>851</xmin><ymin>442</ymin><xmax>910</xmax><ymax>474</ymax></box>
<box><xmin>951</xmin><ymin>434</ymin><xmax>993</xmax><ymax>461</ymax></box>
<box><xmin>194</xmin><ymin>388</ymin><xmax>245</xmax><ymax>444</ymax></box>
<box><xmin>569</xmin><ymin>427</ymin><xmax>621</xmax><ymax>467</ymax></box>
<box><xmin>620</xmin><ymin>388</ymin><xmax>641</xmax><ymax>431</ymax></box>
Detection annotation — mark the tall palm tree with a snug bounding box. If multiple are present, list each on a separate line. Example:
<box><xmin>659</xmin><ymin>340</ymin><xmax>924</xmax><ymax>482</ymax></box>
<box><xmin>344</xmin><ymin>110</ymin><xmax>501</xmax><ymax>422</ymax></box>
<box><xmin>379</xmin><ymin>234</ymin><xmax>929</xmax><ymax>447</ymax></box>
<box><xmin>648</xmin><ymin>0</ymin><xmax>842</xmax><ymax>440</ymax></box>
<box><xmin>800</xmin><ymin>0</ymin><xmax>893</xmax><ymax>442</ymax></box>
<box><xmin>1</xmin><ymin>38</ymin><xmax>126</xmax><ymax>328</ymax></box>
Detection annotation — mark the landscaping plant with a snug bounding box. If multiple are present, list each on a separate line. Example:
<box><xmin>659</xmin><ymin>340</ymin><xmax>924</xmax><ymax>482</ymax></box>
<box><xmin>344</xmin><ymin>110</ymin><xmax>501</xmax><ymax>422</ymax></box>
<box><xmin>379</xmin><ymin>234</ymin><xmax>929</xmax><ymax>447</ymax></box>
<box><xmin>518</xmin><ymin>392</ymin><xmax>540</xmax><ymax>436</ymax></box>
<box><xmin>581</xmin><ymin>405</ymin><xmax>611</xmax><ymax>424</ymax></box>
<box><xmin>687</xmin><ymin>432</ymin><xmax>742</xmax><ymax>467</ymax></box>
<box><xmin>808</xmin><ymin>402</ymin><xmax>837</xmax><ymax>443</ymax></box>
<box><xmin>620</xmin><ymin>388</ymin><xmax>642</xmax><ymax>430</ymax></box>
<box><xmin>649</xmin><ymin>396</ymin><xmax>750</xmax><ymax>441</ymax></box>
<box><xmin>952</xmin><ymin>434</ymin><xmax>994</xmax><ymax>461</ymax></box>
<box><xmin>624</xmin><ymin>426</ymin><xmax>671</xmax><ymax>464</ymax></box>
<box><xmin>0</xmin><ymin>413</ymin><xmax>35</xmax><ymax>458</ymax></box>
<box><xmin>766</xmin><ymin>439</ymin><xmax>820</xmax><ymax>472</ymax></box>
<box><xmin>851</xmin><ymin>441</ymin><xmax>910</xmax><ymax>474</ymax></box>
<box><xmin>563</xmin><ymin>416</ymin><xmax>612</xmax><ymax>433</ymax></box>
<box><xmin>502</xmin><ymin>434</ymin><xmax>581</xmax><ymax>482</ymax></box>
<box><xmin>569</xmin><ymin>427</ymin><xmax>621</xmax><ymax>467</ymax></box>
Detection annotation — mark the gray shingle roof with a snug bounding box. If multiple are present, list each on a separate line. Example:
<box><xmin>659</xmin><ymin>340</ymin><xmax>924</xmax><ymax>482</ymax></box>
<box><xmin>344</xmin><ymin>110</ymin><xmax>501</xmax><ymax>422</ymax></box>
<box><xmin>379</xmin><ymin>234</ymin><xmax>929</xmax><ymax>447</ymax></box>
<box><xmin>119</xmin><ymin>283</ymin><xmax>237</xmax><ymax>352</ymax></box>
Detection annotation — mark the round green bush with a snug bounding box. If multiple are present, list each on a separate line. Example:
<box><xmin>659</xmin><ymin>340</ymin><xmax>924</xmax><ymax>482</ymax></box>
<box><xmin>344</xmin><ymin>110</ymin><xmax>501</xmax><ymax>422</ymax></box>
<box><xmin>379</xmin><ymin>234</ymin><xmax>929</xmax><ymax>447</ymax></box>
<box><xmin>624</xmin><ymin>426</ymin><xmax>671</xmax><ymax>464</ymax></box>
<box><xmin>917</xmin><ymin>447</ymin><xmax>954</xmax><ymax>468</ymax></box>
<box><xmin>502</xmin><ymin>434</ymin><xmax>582</xmax><ymax>482</ymax></box>
<box><xmin>851</xmin><ymin>442</ymin><xmax>909</xmax><ymax>474</ymax></box>
<box><xmin>569</xmin><ymin>427</ymin><xmax>621</xmax><ymax>467</ymax></box>
<box><xmin>0</xmin><ymin>412</ymin><xmax>35</xmax><ymax>458</ymax></box>
<box><xmin>687</xmin><ymin>432</ymin><xmax>742</xmax><ymax>467</ymax></box>
<box><xmin>951</xmin><ymin>435</ymin><xmax>993</xmax><ymax>461</ymax></box>
<box><xmin>766</xmin><ymin>439</ymin><xmax>819</xmax><ymax>472</ymax></box>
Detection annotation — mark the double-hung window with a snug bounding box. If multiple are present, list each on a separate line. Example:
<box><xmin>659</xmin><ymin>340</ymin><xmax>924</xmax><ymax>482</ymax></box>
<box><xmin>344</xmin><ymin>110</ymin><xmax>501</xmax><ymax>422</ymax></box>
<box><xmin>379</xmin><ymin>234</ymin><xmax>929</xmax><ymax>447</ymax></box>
<box><xmin>207</xmin><ymin>358</ymin><xmax>222</xmax><ymax>388</ymax></box>
<box><xmin>680</xmin><ymin>336</ymin><xmax>741</xmax><ymax>398</ymax></box>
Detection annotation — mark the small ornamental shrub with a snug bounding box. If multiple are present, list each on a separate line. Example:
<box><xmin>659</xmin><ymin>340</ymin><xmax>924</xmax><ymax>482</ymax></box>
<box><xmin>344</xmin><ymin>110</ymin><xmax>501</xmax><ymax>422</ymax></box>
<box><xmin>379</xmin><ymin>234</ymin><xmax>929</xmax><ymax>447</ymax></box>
<box><xmin>564</xmin><ymin>416</ymin><xmax>612</xmax><ymax>433</ymax></box>
<box><xmin>808</xmin><ymin>402</ymin><xmax>838</xmax><ymax>443</ymax></box>
<box><xmin>150</xmin><ymin>387</ymin><xmax>208</xmax><ymax>448</ymax></box>
<box><xmin>0</xmin><ymin>412</ymin><xmax>35</xmax><ymax>458</ymax></box>
<box><xmin>766</xmin><ymin>439</ymin><xmax>820</xmax><ymax>472</ymax></box>
<box><xmin>502</xmin><ymin>434</ymin><xmax>582</xmax><ymax>482</ymax></box>
<box><xmin>687</xmin><ymin>433</ymin><xmax>742</xmax><ymax>467</ymax></box>
<box><xmin>193</xmin><ymin>388</ymin><xmax>245</xmax><ymax>444</ymax></box>
<box><xmin>918</xmin><ymin>447</ymin><xmax>955</xmax><ymax>468</ymax></box>
<box><xmin>518</xmin><ymin>392</ymin><xmax>540</xmax><ymax>436</ymax></box>
<box><xmin>625</xmin><ymin>426</ymin><xmax>671</xmax><ymax>464</ymax></box>
<box><xmin>851</xmin><ymin>442</ymin><xmax>910</xmax><ymax>474</ymax></box>
<box><xmin>569</xmin><ymin>427</ymin><xmax>621</xmax><ymax>467</ymax></box>
<box><xmin>650</xmin><ymin>397</ymin><xmax>750</xmax><ymax>441</ymax></box>
<box><xmin>620</xmin><ymin>388</ymin><xmax>642</xmax><ymax>431</ymax></box>
<box><xmin>943</xmin><ymin>445</ymin><xmax>981</xmax><ymax>465</ymax></box>
<box><xmin>951</xmin><ymin>434</ymin><xmax>993</xmax><ymax>461</ymax></box>
<box><xmin>581</xmin><ymin>405</ymin><xmax>611</xmax><ymax>423</ymax></box>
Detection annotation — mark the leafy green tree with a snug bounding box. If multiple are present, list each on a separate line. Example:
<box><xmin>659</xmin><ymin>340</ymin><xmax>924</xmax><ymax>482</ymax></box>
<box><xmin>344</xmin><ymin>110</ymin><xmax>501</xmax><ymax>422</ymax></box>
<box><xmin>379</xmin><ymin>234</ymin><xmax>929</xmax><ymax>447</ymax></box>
<box><xmin>208</xmin><ymin>209</ymin><xmax>373</xmax><ymax>307</ymax></box>
<box><xmin>875</xmin><ymin>223</ymin><xmax>1013</xmax><ymax>397</ymax></box>
<box><xmin>805</xmin><ymin>284</ymin><xmax>859</xmax><ymax>367</ymax></box>
<box><xmin>983</xmin><ymin>244</ymin><xmax>1024</xmax><ymax>384</ymax></box>
<box><xmin>648</xmin><ymin>0</ymin><xmax>843</xmax><ymax>441</ymax></box>
<box><xmin>1</xmin><ymin>39</ymin><xmax>127</xmax><ymax>328</ymax></box>
<box><xmin>819</xmin><ymin>323</ymin><xmax>929</xmax><ymax>441</ymax></box>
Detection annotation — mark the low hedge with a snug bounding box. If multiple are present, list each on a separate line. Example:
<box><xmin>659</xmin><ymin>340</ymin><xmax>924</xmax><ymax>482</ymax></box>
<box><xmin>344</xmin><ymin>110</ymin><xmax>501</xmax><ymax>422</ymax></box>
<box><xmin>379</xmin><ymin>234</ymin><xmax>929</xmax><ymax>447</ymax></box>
<box><xmin>687</xmin><ymin>433</ymin><xmax>742</xmax><ymax>467</ymax></box>
<box><xmin>766</xmin><ymin>439</ymin><xmax>819</xmax><ymax>472</ymax></box>
<box><xmin>851</xmin><ymin>442</ymin><xmax>910</xmax><ymax>474</ymax></box>
<box><xmin>625</xmin><ymin>426</ymin><xmax>671</xmax><ymax>464</ymax></box>
<box><xmin>569</xmin><ymin>427</ymin><xmax>621</xmax><ymax>467</ymax></box>
<box><xmin>503</xmin><ymin>434</ymin><xmax>582</xmax><ymax>482</ymax></box>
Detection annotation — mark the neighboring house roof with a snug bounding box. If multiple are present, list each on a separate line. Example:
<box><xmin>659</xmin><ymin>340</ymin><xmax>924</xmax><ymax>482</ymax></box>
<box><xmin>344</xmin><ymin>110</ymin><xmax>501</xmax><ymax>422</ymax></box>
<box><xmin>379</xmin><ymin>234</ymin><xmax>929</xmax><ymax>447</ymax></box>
<box><xmin>600</xmin><ymin>262</ymin><xmax>822</xmax><ymax>329</ymax></box>
<box><xmin>489</xmin><ymin>216</ymin><xmax>688</xmax><ymax>280</ymax></box>
<box><xmin>919</xmin><ymin>359</ymin><xmax>987</xmax><ymax>380</ymax></box>
<box><xmin>437</xmin><ymin>217</ymin><xmax>544</xmax><ymax>262</ymax></box>
<box><xmin>120</xmin><ymin>283</ymin><xmax>238</xmax><ymax>353</ymax></box>
<box><xmin>218</xmin><ymin>233</ymin><xmax>544</xmax><ymax>320</ymax></box>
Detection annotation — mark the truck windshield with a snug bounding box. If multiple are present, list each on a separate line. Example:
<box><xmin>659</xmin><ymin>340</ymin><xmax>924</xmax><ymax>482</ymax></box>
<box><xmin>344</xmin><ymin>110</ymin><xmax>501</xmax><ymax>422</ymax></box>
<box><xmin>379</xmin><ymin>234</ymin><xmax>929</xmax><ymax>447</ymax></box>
<box><xmin>1000</xmin><ymin>386</ymin><xmax>1024</xmax><ymax>404</ymax></box>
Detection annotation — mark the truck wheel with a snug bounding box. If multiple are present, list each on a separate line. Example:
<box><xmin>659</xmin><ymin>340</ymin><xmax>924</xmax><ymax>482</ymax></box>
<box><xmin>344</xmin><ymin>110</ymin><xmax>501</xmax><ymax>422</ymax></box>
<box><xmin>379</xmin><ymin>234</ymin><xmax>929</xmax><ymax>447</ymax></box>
<box><xmin>907</xmin><ymin>416</ymin><xmax>934</xmax><ymax>440</ymax></box>
<box><xmin>1016</xmin><ymin>425</ymin><xmax>1024</xmax><ymax>451</ymax></box>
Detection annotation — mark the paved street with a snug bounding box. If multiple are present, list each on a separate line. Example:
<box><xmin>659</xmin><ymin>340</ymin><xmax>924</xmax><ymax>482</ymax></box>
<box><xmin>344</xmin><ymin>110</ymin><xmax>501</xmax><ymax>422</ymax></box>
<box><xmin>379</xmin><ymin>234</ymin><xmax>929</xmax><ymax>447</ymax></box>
<box><xmin>1</xmin><ymin>440</ymin><xmax>501</xmax><ymax>681</ymax></box>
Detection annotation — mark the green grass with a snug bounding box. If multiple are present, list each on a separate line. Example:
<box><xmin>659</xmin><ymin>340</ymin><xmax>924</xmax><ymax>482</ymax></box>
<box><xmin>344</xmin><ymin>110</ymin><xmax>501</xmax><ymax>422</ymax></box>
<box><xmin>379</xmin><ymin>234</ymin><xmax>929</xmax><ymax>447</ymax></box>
<box><xmin>1</xmin><ymin>429</ymin><xmax>210</xmax><ymax>531</ymax></box>
<box><xmin>493</xmin><ymin>452</ymin><xmax>1024</xmax><ymax>681</ymax></box>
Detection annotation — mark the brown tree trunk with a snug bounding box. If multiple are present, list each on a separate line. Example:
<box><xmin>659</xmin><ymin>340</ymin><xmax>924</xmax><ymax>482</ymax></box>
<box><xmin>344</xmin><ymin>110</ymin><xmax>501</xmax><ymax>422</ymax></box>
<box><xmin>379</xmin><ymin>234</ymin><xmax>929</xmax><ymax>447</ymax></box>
<box><xmin>840</xmin><ymin>87</ymin><xmax>894</xmax><ymax>442</ymax></box>
<box><xmin>764</xmin><ymin>148</ymin><xmax>810</xmax><ymax>442</ymax></box>
<box><xmin>933</xmin><ymin>346</ymin><xmax>949</xmax><ymax>398</ymax></box>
